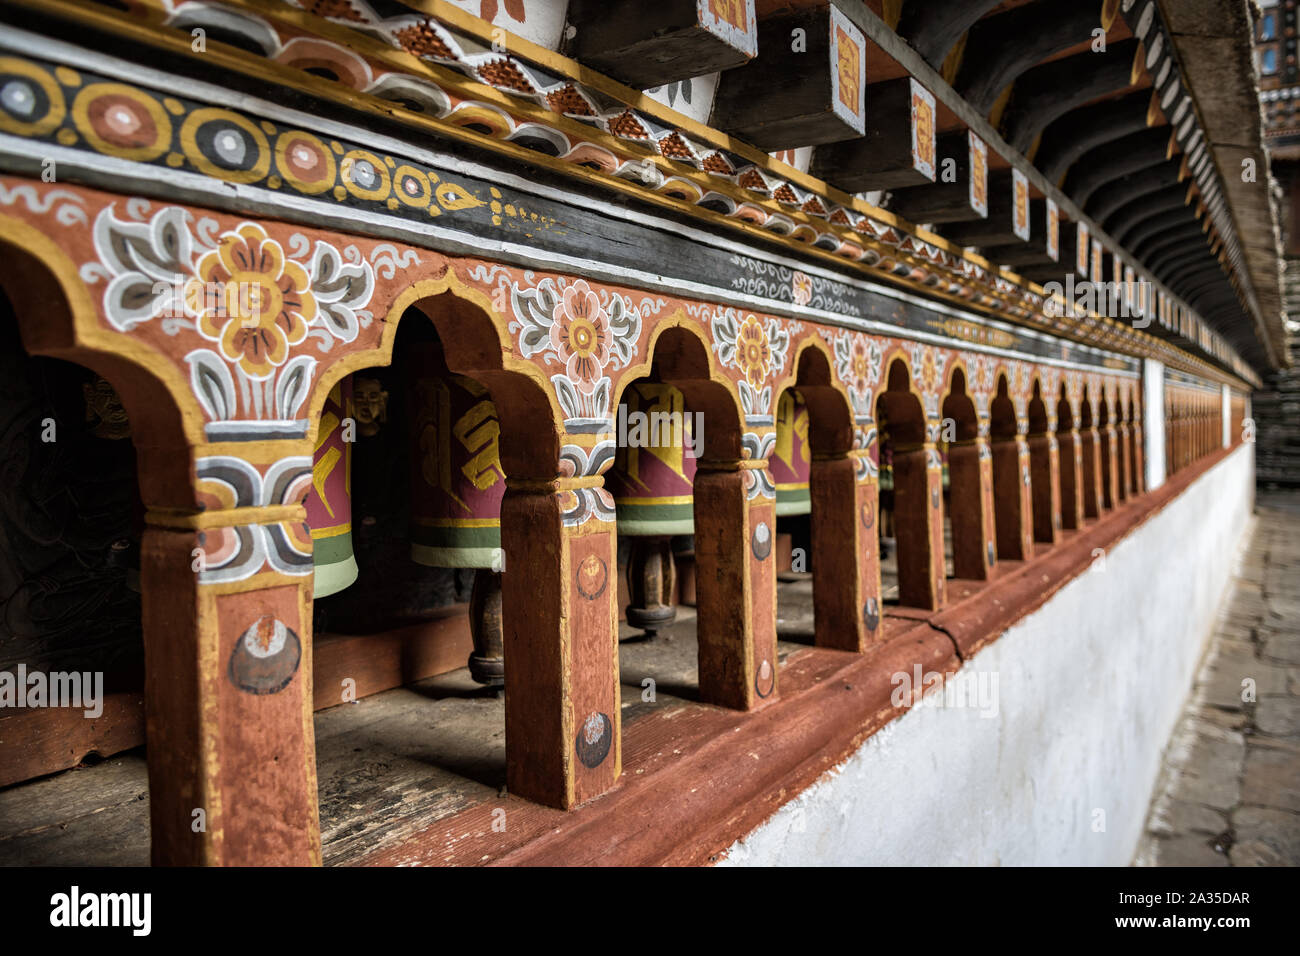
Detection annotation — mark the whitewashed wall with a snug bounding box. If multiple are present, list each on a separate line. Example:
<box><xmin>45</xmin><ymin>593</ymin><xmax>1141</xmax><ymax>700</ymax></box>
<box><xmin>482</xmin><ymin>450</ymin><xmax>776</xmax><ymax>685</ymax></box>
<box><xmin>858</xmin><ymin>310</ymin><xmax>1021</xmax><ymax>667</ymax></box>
<box><xmin>721</xmin><ymin>444</ymin><xmax>1255</xmax><ymax>866</ymax></box>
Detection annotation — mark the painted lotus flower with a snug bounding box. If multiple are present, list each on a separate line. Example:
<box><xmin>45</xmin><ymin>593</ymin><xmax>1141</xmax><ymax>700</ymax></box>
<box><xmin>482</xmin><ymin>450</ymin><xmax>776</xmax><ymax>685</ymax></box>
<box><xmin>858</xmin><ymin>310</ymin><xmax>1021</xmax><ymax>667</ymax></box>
<box><xmin>849</xmin><ymin>338</ymin><xmax>878</xmax><ymax>395</ymax></box>
<box><xmin>791</xmin><ymin>270</ymin><xmax>813</xmax><ymax>306</ymax></box>
<box><xmin>550</xmin><ymin>279</ymin><xmax>611</xmax><ymax>394</ymax></box>
<box><xmin>735</xmin><ymin>314</ymin><xmax>772</xmax><ymax>389</ymax></box>
<box><xmin>187</xmin><ymin>223</ymin><xmax>314</xmax><ymax>381</ymax></box>
<box><xmin>913</xmin><ymin>345</ymin><xmax>940</xmax><ymax>395</ymax></box>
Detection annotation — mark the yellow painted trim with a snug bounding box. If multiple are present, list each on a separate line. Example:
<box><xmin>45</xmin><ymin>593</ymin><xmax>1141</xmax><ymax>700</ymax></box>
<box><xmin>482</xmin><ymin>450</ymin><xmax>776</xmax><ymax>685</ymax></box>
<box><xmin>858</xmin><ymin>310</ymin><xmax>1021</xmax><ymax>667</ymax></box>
<box><xmin>0</xmin><ymin>212</ymin><xmax>206</xmax><ymax>445</ymax></box>
<box><xmin>147</xmin><ymin>503</ymin><xmax>307</xmax><ymax>529</ymax></box>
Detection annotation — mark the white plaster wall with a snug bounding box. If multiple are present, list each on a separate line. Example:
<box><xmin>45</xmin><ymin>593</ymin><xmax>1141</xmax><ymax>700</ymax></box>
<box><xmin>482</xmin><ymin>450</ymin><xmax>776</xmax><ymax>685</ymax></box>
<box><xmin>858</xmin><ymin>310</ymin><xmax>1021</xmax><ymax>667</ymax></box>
<box><xmin>721</xmin><ymin>444</ymin><xmax>1255</xmax><ymax>866</ymax></box>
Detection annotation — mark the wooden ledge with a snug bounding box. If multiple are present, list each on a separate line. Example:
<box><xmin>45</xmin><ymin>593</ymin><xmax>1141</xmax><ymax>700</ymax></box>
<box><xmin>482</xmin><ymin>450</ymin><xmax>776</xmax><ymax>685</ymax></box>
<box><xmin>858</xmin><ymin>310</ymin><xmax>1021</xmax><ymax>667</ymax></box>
<box><xmin>356</xmin><ymin>446</ymin><xmax>1242</xmax><ymax>867</ymax></box>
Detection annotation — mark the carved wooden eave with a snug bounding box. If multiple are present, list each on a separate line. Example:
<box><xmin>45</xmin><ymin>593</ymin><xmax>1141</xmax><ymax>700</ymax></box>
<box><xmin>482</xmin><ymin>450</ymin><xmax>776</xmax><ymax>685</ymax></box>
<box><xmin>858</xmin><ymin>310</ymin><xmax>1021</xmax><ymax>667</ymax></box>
<box><xmin>1156</xmin><ymin>0</ymin><xmax>1290</xmax><ymax>369</ymax></box>
<box><xmin>0</xmin><ymin>0</ymin><xmax>1263</xmax><ymax>390</ymax></box>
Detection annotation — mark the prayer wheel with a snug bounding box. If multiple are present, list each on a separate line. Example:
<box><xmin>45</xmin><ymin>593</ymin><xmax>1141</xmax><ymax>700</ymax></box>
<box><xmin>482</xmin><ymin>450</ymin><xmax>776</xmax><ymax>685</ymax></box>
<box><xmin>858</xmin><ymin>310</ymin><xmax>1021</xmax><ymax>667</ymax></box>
<box><xmin>307</xmin><ymin>377</ymin><xmax>359</xmax><ymax>599</ymax></box>
<box><xmin>609</xmin><ymin>382</ymin><xmax>698</xmax><ymax>638</ymax></box>
<box><xmin>772</xmin><ymin>389</ymin><xmax>811</xmax><ymax>518</ymax></box>
<box><xmin>772</xmin><ymin>389</ymin><xmax>812</xmax><ymax>576</ymax></box>
<box><xmin>409</xmin><ymin>343</ymin><xmax>507</xmax><ymax>684</ymax></box>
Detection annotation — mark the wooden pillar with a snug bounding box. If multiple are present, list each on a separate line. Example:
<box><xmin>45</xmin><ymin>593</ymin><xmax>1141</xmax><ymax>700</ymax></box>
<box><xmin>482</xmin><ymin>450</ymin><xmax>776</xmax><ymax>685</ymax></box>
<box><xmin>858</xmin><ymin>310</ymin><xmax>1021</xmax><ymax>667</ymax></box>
<box><xmin>992</xmin><ymin>431</ymin><xmax>1034</xmax><ymax>559</ymax></box>
<box><xmin>144</xmin><ymin>450</ymin><xmax>321</xmax><ymax>866</ymax></box>
<box><xmin>500</xmin><ymin>467</ymin><xmax>620</xmax><ymax>808</ymax></box>
<box><xmin>809</xmin><ymin>452</ymin><xmax>882</xmax><ymax>651</ymax></box>
<box><xmin>893</xmin><ymin>442</ymin><xmax>946</xmax><ymax>610</ymax></box>
<box><xmin>1170</xmin><ymin>405</ymin><xmax>1180</xmax><ymax>478</ymax></box>
<box><xmin>693</xmin><ymin>457</ymin><xmax>778</xmax><ymax>709</ymax></box>
<box><xmin>1100</xmin><ymin>422</ymin><xmax>1119</xmax><ymax>509</ymax></box>
<box><xmin>1028</xmin><ymin>429</ymin><xmax>1060</xmax><ymax>543</ymax></box>
<box><xmin>1130</xmin><ymin>422</ymin><xmax>1145</xmax><ymax>494</ymax></box>
<box><xmin>1116</xmin><ymin>422</ymin><xmax>1131</xmax><ymax>501</ymax></box>
<box><xmin>1057</xmin><ymin>428</ymin><xmax>1086</xmax><ymax>530</ymax></box>
<box><xmin>947</xmin><ymin>437</ymin><xmax>996</xmax><ymax>578</ymax></box>
<box><xmin>1080</xmin><ymin>426</ymin><xmax>1103</xmax><ymax>519</ymax></box>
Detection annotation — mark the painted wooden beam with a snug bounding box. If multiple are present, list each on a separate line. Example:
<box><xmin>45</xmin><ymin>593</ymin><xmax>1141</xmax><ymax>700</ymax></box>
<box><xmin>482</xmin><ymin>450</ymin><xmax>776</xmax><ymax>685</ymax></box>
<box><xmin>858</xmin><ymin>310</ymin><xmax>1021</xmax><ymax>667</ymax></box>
<box><xmin>888</xmin><ymin>129</ymin><xmax>989</xmax><ymax>224</ymax></box>
<box><xmin>1114</xmin><ymin>205</ymin><xmax>1199</xmax><ymax>250</ymax></box>
<box><xmin>981</xmin><ymin>199</ymin><xmax>1058</xmax><ymax>265</ymax></box>
<box><xmin>1033</xmin><ymin>91</ymin><xmax>1154</xmax><ymax>184</ymax></box>
<box><xmin>1133</xmin><ymin>223</ymin><xmax>1207</xmax><ymax>264</ymax></box>
<box><xmin>896</xmin><ymin>0</ymin><xmax>1003</xmax><ymax>69</ymax></box>
<box><xmin>1104</xmin><ymin>185</ymin><xmax>1192</xmax><ymax>244</ymax></box>
<box><xmin>711</xmin><ymin>3</ymin><xmax>865</xmax><ymax>149</ymax></box>
<box><xmin>1166</xmin><ymin>256</ymin><xmax>1226</xmax><ymax>291</ymax></box>
<box><xmin>563</xmin><ymin>0</ymin><xmax>757</xmax><ymax>88</ymax></box>
<box><xmin>1001</xmin><ymin>39</ymin><xmax>1143</xmax><ymax>153</ymax></box>
<box><xmin>1064</xmin><ymin>127</ymin><xmax>1177</xmax><ymax>208</ymax></box>
<box><xmin>1149</xmin><ymin>237</ymin><xmax>1214</xmax><ymax>277</ymax></box>
<box><xmin>1166</xmin><ymin>258</ymin><xmax>1228</xmax><ymax>295</ymax></box>
<box><xmin>810</xmin><ymin>77</ymin><xmax>937</xmax><ymax>191</ymax></box>
<box><xmin>1085</xmin><ymin>159</ymin><xmax>1185</xmax><ymax>224</ymax></box>
<box><xmin>955</xmin><ymin>0</ymin><xmax>1104</xmax><ymax>114</ymax></box>
<box><xmin>939</xmin><ymin>169</ymin><xmax>1033</xmax><ymax>247</ymax></box>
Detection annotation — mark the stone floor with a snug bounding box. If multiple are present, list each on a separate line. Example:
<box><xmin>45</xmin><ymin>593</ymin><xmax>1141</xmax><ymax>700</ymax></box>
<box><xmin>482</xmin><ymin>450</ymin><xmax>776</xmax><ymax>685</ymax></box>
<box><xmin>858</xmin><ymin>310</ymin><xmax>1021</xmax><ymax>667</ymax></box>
<box><xmin>1135</xmin><ymin>488</ymin><xmax>1300</xmax><ymax>866</ymax></box>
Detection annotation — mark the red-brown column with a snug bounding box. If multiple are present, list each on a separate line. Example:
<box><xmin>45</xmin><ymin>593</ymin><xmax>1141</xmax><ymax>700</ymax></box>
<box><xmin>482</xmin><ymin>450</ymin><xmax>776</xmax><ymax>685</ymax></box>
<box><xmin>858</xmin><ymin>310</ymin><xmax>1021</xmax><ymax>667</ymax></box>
<box><xmin>1028</xmin><ymin>430</ymin><xmax>1061</xmax><ymax>543</ymax></box>
<box><xmin>500</xmin><ymin>474</ymin><xmax>620</xmax><ymax>808</ymax></box>
<box><xmin>1080</xmin><ymin>426</ymin><xmax>1102</xmax><ymax>518</ymax></box>
<box><xmin>1116</xmin><ymin>423</ymin><xmax>1131</xmax><ymax>502</ymax></box>
<box><xmin>1100</xmin><ymin>424</ymin><xmax>1119</xmax><ymax>509</ymax></box>
<box><xmin>947</xmin><ymin>437</ymin><xmax>995</xmax><ymax>578</ymax></box>
<box><xmin>143</xmin><ymin>497</ymin><xmax>321</xmax><ymax>866</ymax></box>
<box><xmin>809</xmin><ymin>452</ymin><xmax>882</xmax><ymax>650</ymax></box>
<box><xmin>693</xmin><ymin>458</ymin><xmax>778</xmax><ymax>709</ymax></box>
<box><xmin>1057</xmin><ymin>427</ymin><xmax>1085</xmax><ymax>530</ymax></box>
<box><xmin>1130</xmin><ymin>423</ymin><xmax>1144</xmax><ymax>494</ymax></box>
<box><xmin>992</xmin><ymin>432</ymin><xmax>1034</xmax><ymax>560</ymax></box>
<box><xmin>893</xmin><ymin>442</ymin><xmax>946</xmax><ymax>610</ymax></box>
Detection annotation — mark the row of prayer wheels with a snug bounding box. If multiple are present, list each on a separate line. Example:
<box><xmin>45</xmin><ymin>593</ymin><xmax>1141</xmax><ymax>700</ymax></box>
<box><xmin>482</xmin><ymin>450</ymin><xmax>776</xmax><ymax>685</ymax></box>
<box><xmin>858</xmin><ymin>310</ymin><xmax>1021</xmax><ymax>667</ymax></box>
<box><xmin>304</xmin><ymin>363</ymin><xmax>814</xmax><ymax>685</ymax></box>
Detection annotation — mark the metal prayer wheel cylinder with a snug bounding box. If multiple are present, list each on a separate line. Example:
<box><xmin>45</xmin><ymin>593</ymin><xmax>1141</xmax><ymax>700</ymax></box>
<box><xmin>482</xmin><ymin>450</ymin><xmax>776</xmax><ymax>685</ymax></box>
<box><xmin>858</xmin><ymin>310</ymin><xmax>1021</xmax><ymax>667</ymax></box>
<box><xmin>408</xmin><ymin>343</ymin><xmax>507</xmax><ymax>685</ymax></box>
<box><xmin>307</xmin><ymin>376</ymin><xmax>359</xmax><ymax>599</ymax></box>
<box><xmin>772</xmin><ymin>389</ymin><xmax>812</xmax><ymax>518</ymax></box>
<box><xmin>609</xmin><ymin>382</ymin><xmax>698</xmax><ymax>638</ymax></box>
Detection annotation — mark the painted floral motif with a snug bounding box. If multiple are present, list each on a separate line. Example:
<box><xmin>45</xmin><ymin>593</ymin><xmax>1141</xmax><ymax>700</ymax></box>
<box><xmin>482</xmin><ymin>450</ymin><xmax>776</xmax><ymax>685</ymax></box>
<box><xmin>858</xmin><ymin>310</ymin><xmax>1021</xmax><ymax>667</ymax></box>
<box><xmin>710</xmin><ymin>307</ymin><xmax>790</xmax><ymax>416</ymax></box>
<box><xmin>195</xmin><ymin>455</ymin><xmax>313</xmax><ymax>583</ymax></box>
<box><xmin>549</xmin><ymin>279</ymin><xmax>611</xmax><ymax>393</ymax></box>
<box><xmin>1013</xmin><ymin>360</ymin><xmax>1033</xmax><ymax>421</ymax></box>
<box><xmin>80</xmin><ymin>202</ymin><xmax>377</xmax><ymax>438</ymax></box>
<box><xmin>959</xmin><ymin>351</ymin><xmax>997</xmax><ymax>436</ymax></box>
<box><xmin>909</xmin><ymin>343</ymin><xmax>948</xmax><ymax>419</ymax></box>
<box><xmin>791</xmin><ymin>270</ymin><xmax>813</xmax><ymax>306</ymax></box>
<box><xmin>559</xmin><ymin>441</ymin><xmax>616</xmax><ymax>525</ymax></box>
<box><xmin>834</xmin><ymin>330</ymin><xmax>883</xmax><ymax>420</ymax></box>
<box><xmin>742</xmin><ymin>431</ymin><xmax>776</xmax><ymax>499</ymax></box>
<box><xmin>1038</xmin><ymin>366</ymin><xmax>1062</xmax><ymax>428</ymax></box>
<box><xmin>852</xmin><ymin>424</ymin><xmax>877</xmax><ymax>482</ymax></box>
<box><xmin>188</xmin><ymin>224</ymin><xmax>314</xmax><ymax>380</ymax></box>
<box><xmin>501</xmin><ymin>270</ymin><xmax>653</xmax><ymax>424</ymax></box>
<box><xmin>735</xmin><ymin>314</ymin><xmax>772</xmax><ymax>389</ymax></box>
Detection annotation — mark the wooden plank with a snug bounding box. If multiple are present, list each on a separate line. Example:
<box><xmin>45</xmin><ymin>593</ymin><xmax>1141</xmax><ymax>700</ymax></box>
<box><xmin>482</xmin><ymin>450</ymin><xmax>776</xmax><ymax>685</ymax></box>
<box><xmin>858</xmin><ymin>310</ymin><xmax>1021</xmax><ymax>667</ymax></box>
<box><xmin>889</xmin><ymin>129</ymin><xmax>988</xmax><ymax>224</ymax></box>
<box><xmin>1000</xmin><ymin>39</ymin><xmax>1142</xmax><ymax>153</ymax></box>
<box><xmin>712</xmin><ymin>3</ymin><xmax>866</xmax><ymax>149</ymax></box>
<box><xmin>1064</xmin><ymin>126</ymin><xmax>1178</xmax><ymax>208</ymax></box>
<box><xmin>896</xmin><ymin>0</ymin><xmax>1003</xmax><ymax>69</ymax></box>
<box><xmin>0</xmin><ymin>693</ymin><xmax>144</xmax><ymax>789</ymax></box>
<box><xmin>0</xmin><ymin>609</ymin><xmax>476</xmax><ymax>789</ymax></box>
<box><xmin>954</xmin><ymin>0</ymin><xmax>1103</xmax><ymax>113</ymax></box>
<box><xmin>810</xmin><ymin>77</ymin><xmax>937</xmax><ymax>191</ymax></box>
<box><xmin>563</xmin><ymin>0</ymin><xmax>757</xmax><ymax>88</ymax></box>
